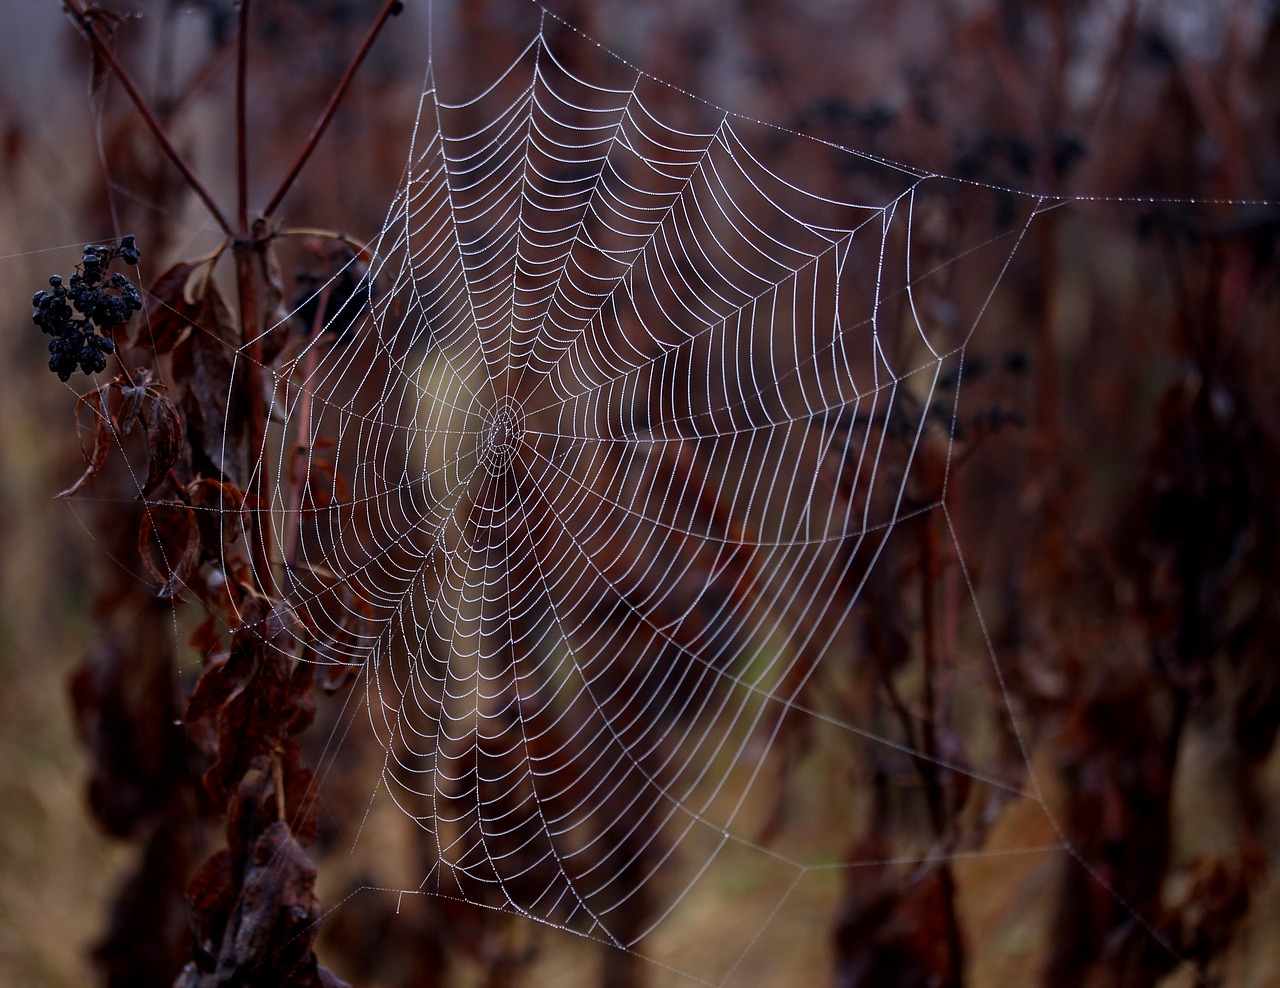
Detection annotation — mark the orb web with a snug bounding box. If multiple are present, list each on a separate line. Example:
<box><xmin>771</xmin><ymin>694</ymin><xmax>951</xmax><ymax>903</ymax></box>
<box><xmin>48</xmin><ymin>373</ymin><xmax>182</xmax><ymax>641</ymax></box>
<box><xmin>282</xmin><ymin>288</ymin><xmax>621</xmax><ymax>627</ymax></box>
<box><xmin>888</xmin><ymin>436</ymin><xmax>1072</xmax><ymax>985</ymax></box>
<box><xmin>192</xmin><ymin>3</ymin><xmax>1276</xmax><ymax>984</ymax></box>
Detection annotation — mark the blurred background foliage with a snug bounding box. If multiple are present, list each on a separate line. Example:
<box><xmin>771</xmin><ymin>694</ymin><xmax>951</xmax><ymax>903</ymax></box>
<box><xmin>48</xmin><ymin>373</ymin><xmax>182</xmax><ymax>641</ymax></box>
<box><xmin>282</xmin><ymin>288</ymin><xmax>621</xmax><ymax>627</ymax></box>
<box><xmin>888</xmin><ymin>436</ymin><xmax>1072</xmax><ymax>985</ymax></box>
<box><xmin>1</xmin><ymin>0</ymin><xmax>1280</xmax><ymax>985</ymax></box>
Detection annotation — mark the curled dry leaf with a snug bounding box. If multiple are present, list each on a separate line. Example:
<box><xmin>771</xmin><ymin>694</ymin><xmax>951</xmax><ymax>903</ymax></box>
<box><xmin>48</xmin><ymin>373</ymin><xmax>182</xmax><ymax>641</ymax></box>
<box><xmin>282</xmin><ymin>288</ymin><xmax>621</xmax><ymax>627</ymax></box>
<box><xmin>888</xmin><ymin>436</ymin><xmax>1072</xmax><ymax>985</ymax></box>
<box><xmin>143</xmin><ymin>262</ymin><xmax>196</xmax><ymax>354</ymax></box>
<box><xmin>58</xmin><ymin>386</ymin><xmax>113</xmax><ymax>498</ymax></box>
<box><xmin>276</xmin><ymin>738</ymin><xmax>319</xmax><ymax>844</ymax></box>
<box><xmin>91</xmin><ymin>815</ymin><xmax>200</xmax><ymax>988</ymax></box>
<box><xmin>68</xmin><ymin>628</ymin><xmax>190</xmax><ymax>840</ymax></box>
<box><xmin>180</xmin><ymin>821</ymin><xmax>349</xmax><ymax>988</ymax></box>
<box><xmin>141</xmin><ymin>390</ymin><xmax>183</xmax><ymax>496</ymax></box>
<box><xmin>139</xmin><ymin>501</ymin><xmax>202</xmax><ymax>599</ymax></box>
<box><xmin>187</xmin><ymin>477</ymin><xmax>247</xmax><ymax>563</ymax></box>
<box><xmin>171</xmin><ymin>269</ymin><xmax>248</xmax><ymax>487</ymax></box>
<box><xmin>58</xmin><ymin>372</ymin><xmax>183</xmax><ymax>499</ymax></box>
<box><xmin>185</xmin><ymin>595</ymin><xmax>317</xmax><ymax>810</ymax></box>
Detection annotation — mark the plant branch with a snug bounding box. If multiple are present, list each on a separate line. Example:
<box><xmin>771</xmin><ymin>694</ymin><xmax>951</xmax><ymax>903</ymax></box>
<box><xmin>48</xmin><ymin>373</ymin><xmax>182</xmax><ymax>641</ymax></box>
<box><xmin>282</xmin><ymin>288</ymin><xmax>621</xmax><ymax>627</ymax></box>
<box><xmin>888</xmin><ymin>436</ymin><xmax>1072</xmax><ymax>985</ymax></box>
<box><xmin>261</xmin><ymin>0</ymin><xmax>402</xmax><ymax>219</ymax></box>
<box><xmin>234</xmin><ymin>245</ymin><xmax>273</xmax><ymax>590</ymax></box>
<box><xmin>236</xmin><ymin>0</ymin><xmax>251</xmax><ymax>233</ymax></box>
<box><xmin>62</xmin><ymin>0</ymin><xmax>234</xmax><ymax>239</ymax></box>
<box><xmin>273</xmin><ymin>227</ymin><xmax>372</xmax><ymax>262</ymax></box>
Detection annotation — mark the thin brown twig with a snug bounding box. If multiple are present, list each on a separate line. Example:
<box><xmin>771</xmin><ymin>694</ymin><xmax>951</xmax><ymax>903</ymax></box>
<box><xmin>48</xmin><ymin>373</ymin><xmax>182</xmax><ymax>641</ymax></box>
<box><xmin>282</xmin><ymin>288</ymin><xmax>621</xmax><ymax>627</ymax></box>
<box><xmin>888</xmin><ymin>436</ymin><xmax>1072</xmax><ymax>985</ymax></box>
<box><xmin>236</xmin><ymin>0</ymin><xmax>251</xmax><ymax>233</ymax></box>
<box><xmin>261</xmin><ymin>0</ymin><xmax>403</xmax><ymax>219</ymax></box>
<box><xmin>273</xmin><ymin>227</ymin><xmax>373</xmax><ymax>263</ymax></box>
<box><xmin>62</xmin><ymin>0</ymin><xmax>234</xmax><ymax>238</ymax></box>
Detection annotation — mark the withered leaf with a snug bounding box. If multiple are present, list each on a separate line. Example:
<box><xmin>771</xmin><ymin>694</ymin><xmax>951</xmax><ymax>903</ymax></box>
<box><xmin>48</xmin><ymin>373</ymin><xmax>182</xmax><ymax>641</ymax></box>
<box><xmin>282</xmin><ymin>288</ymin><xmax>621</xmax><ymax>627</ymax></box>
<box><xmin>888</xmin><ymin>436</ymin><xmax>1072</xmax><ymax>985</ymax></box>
<box><xmin>189</xmin><ymin>613</ymin><xmax>224</xmax><ymax>666</ymax></box>
<box><xmin>226</xmin><ymin>823</ymin><xmax>320</xmax><ymax>977</ymax></box>
<box><xmin>185</xmin><ymin>848</ymin><xmax>236</xmax><ymax>968</ymax></box>
<box><xmin>183</xmin><ymin>648</ymin><xmax>253</xmax><ymax>727</ymax></box>
<box><xmin>139</xmin><ymin>502</ymin><xmax>202</xmax><ymax>599</ymax></box>
<box><xmin>172</xmin><ymin>275</ymin><xmax>248</xmax><ymax>487</ymax></box>
<box><xmin>143</xmin><ymin>262</ymin><xmax>196</xmax><ymax>354</ymax></box>
<box><xmin>58</xmin><ymin>373</ymin><xmax>183</xmax><ymax>500</ymax></box>
<box><xmin>58</xmin><ymin>387</ymin><xmax>113</xmax><ymax>498</ymax></box>
<box><xmin>187</xmin><ymin>477</ymin><xmax>246</xmax><ymax>559</ymax></box>
<box><xmin>117</xmin><ymin>381</ymin><xmax>147</xmax><ymax>437</ymax></box>
<box><xmin>285</xmin><ymin>662</ymin><xmax>317</xmax><ymax>737</ymax></box>
<box><xmin>91</xmin><ymin>815</ymin><xmax>200</xmax><ymax>988</ymax></box>
<box><xmin>141</xmin><ymin>392</ymin><xmax>183</xmax><ymax>497</ymax></box>
<box><xmin>202</xmin><ymin>614</ymin><xmax>295</xmax><ymax>807</ymax></box>
<box><xmin>176</xmin><ymin>822</ymin><xmax>350</xmax><ymax>988</ymax></box>
<box><xmin>68</xmin><ymin>627</ymin><xmax>188</xmax><ymax>839</ymax></box>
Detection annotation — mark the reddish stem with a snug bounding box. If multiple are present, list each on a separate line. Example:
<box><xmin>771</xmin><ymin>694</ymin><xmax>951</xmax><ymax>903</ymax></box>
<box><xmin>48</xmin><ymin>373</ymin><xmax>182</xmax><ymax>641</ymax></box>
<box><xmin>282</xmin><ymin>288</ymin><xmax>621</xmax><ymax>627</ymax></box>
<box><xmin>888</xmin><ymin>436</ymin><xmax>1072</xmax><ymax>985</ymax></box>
<box><xmin>62</xmin><ymin>0</ymin><xmax>234</xmax><ymax>238</ymax></box>
<box><xmin>917</xmin><ymin>519</ymin><xmax>965</xmax><ymax>988</ymax></box>
<box><xmin>261</xmin><ymin>0</ymin><xmax>402</xmax><ymax>219</ymax></box>
<box><xmin>236</xmin><ymin>0</ymin><xmax>251</xmax><ymax>232</ymax></box>
<box><xmin>234</xmin><ymin>245</ymin><xmax>273</xmax><ymax>591</ymax></box>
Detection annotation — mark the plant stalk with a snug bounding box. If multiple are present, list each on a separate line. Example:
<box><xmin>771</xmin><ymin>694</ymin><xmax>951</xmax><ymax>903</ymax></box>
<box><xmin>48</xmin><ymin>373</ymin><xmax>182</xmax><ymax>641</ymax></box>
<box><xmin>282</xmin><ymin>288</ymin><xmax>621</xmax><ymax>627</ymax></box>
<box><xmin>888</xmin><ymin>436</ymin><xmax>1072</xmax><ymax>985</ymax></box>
<box><xmin>236</xmin><ymin>0</ymin><xmax>251</xmax><ymax>233</ymax></box>
<box><xmin>261</xmin><ymin>0</ymin><xmax>402</xmax><ymax>219</ymax></box>
<box><xmin>62</xmin><ymin>0</ymin><xmax>234</xmax><ymax>238</ymax></box>
<box><xmin>234</xmin><ymin>244</ymin><xmax>274</xmax><ymax>590</ymax></box>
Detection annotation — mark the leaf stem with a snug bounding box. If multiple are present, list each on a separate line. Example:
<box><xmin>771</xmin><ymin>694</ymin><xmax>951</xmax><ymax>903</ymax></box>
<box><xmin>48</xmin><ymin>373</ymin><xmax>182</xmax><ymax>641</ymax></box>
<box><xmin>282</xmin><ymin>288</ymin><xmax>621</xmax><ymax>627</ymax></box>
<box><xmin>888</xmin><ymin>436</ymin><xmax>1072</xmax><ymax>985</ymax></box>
<box><xmin>62</xmin><ymin>0</ymin><xmax>234</xmax><ymax>238</ymax></box>
<box><xmin>261</xmin><ymin>0</ymin><xmax>402</xmax><ymax>219</ymax></box>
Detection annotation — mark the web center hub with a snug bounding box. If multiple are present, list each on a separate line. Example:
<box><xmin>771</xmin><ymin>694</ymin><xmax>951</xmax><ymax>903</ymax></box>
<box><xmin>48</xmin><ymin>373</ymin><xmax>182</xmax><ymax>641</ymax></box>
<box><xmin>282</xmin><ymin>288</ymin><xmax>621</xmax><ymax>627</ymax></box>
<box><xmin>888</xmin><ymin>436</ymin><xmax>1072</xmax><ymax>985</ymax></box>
<box><xmin>479</xmin><ymin>396</ymin><xmax>525</xmax><ymax>476</ymax></box>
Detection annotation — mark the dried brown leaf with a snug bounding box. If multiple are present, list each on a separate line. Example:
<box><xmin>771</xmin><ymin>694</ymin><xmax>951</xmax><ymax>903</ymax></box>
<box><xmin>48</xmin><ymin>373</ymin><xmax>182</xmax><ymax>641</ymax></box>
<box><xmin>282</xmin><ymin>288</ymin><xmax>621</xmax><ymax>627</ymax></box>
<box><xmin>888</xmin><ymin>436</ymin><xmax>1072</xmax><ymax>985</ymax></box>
<box><xmin>186</xmin><ymin>848</ymin><xmax>236</xmax><ymax>963</ymax></box>
<box><xmin>183</xmin><ymin>648</ymin><xmax>253</xmax><ymax>727</ymax></box>
<box><xmin>117</xmin><ymin>381</ymin><xmax>147</xmax><ymax>437</ymax></box>
<box><xmin>141</xmin><ymin>392</ymin><xmax>183</xmax><ymax>497</ymax></box>
<box><xmin>172</xmin><ymin>276</ymin><xmax>247</xmax><ymax>486</ymax></box>
<box><xmin>139</xmin><ymin>502</ymin><xmax>202</xmax><ymax>599</ymax></box>
<box><xmin>187</xmin><ymin>477</ymin><xmax>246</xmax><ymax>559</ymax></box>
<box><xmin>68</xmin><ymin>630</ymin><xmax>188</xmax><ymax>839</ymax></box>
<box><xmin>215</xmin><ymin>822</ymin><xmax>331</xmax><ymax>986</ymax></box>
<box><xmin>189</xmin><ymin>614</ymin><xmax>224</xmax><ymax>665</ymax></box>
<box><xmin>57</xmin><ymin>388</ymin><xmax>113</xmax><ymax>498</ymax></box>
<box><xmin>201</xmin><ymin>602</ymin><xmax>298</xmax><ymax>806</ymax></box>
<box><xmin>143</xmin><ymin>262</ymin><xmax>196</xmax><ymax>354</ymax></box>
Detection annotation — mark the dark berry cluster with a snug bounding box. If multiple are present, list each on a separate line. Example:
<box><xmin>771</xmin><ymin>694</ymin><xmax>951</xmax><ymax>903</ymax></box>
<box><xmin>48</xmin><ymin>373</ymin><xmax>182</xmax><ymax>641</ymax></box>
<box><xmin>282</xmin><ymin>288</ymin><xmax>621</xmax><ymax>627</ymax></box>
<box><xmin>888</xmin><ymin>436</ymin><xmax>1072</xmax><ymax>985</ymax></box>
<box><xmin>32</xmin><ymin>236</ymin><xmax>142</xmax><ymax>381</ymax></box>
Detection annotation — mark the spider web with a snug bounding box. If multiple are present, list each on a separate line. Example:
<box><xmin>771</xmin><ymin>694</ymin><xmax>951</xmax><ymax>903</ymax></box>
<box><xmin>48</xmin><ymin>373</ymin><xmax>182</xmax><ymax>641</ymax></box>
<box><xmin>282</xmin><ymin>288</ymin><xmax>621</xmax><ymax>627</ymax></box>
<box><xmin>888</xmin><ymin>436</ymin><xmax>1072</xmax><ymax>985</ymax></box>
<box><xmin>238</xmin><ymin>11</ymin><xmax>1050</xmax><ymax>977</ymax></box>
<box><xmin>161</xmin><ymin>2</ymin><xmax>1273</xmax><ymax>985</ymax></box>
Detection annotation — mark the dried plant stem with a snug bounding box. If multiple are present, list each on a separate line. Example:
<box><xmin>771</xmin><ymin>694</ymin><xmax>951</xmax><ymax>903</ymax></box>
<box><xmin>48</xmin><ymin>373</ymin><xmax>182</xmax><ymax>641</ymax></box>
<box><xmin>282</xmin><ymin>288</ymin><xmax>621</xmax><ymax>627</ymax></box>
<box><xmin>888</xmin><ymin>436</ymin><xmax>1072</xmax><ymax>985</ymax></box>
<box><xmin>234</xmin><ymin>245</ymin><xmax>273</xmax><ymax>590</ymax></box>
<box><xmin>274</xmin><ymin>228</ymin><xmax>372</xmax><ymax>262</ymax></box>
<box><xmin>236</xmin><ymin>0</ymin><xmax>252</xmax><ymax>232</ymax></box>
<box><xmin>272</xmin><ymin>751</ymin><xmax>287</xmax><ymax>822</ymax></box>
<box><xmin>262</xmin><ymin>0</ymin><xmax>403</xmax><ymax>218</ymax></box>
<box><xmin>282</xmin><ymin>287</ymin><xmax>330</xmax><ymax>580</ymax></box>
<box><xmin>62</xmin><ymin>0</ymin><xmax>234</xmax><ymax>238</ymax></box>
<box><xmin>917</xmin><ymin>521</ymin><xmax>965</xmax><ymax>988</ymax></box>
